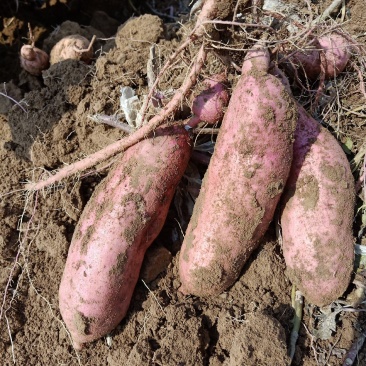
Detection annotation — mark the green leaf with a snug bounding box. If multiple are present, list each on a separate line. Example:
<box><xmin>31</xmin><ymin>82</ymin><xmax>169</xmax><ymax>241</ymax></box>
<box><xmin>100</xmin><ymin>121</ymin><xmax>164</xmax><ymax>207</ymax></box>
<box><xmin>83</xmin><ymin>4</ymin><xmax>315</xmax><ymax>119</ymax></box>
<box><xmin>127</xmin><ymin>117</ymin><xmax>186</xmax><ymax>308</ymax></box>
<box><xmin>342</xmin><ymin>138</ymin><xmax>354</xmax><ymax>155</ymax></box>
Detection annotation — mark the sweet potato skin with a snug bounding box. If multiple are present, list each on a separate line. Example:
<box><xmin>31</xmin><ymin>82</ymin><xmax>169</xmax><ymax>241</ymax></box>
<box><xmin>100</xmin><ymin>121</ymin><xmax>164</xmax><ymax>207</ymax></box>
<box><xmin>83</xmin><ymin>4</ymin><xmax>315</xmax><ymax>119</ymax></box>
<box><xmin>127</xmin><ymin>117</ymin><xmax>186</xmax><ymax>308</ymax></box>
<box><xmin>290</xmin><ymin>46</ymin><xmax>321</xmax><ymax>80</ymax></box>
<box><xmin>178</xmin><ymin>47</ymin><xmax>298</xmax><ymax>297</ymax></box>
<box><xmin>280</xmin><ymin>106</ymin><xmax>355</xmax><ymax>306</ymax></box>
<box><xmin>59</xmin><ymin>125</ymin><xmax>191</xmax><ymax>348</ymax></box>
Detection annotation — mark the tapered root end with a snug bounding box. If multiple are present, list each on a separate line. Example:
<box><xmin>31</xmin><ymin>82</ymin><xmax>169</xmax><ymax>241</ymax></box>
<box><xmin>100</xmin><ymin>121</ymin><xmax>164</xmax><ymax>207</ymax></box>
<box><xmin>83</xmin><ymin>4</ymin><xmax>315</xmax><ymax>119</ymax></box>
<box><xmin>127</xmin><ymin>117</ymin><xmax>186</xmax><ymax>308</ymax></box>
<box><xmin>73</xmin><ymin>340</ymin><xmax>84</xmax><ymax>350</ymax></box>
<box><xmin>178</xmin><ymin>284</ymin><xmax>190</xmax><ymax>296</ymax></box>
<box><xmin>242</xmin><ymin>44</ymin><xmax>271</xmax><ymax>74</ymax></box>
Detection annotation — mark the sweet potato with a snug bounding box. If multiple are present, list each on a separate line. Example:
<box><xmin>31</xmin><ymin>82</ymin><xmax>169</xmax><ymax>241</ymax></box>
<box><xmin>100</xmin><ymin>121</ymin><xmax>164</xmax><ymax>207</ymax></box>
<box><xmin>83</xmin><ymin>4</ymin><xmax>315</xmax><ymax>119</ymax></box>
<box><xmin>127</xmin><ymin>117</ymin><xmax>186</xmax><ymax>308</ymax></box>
<box><xmin>288</xmin><ymin>32</ymin><xmax>351</xmax><ymax>80</ymax></box>
<box><xmin>187</xmin><ymin>73</ymin><xmax>229</xmax><ymax>128</ymax></box>
<box><xmin>280</xmin><ymin>105</ymin><xmax>355</xmax><ymax>306</ymax></box>
<box><xmin>59</xmin><ymin>124</ymin><xmax>191</xmax><ymax>348</ymax></box>
<box><xmin>318</xmin><ymin>33</ymin><xmax>351</xmax><ymax>78</ymax></box>
<box><xmin>50</xmin><ymin>34</ymin><xmax>94</xmax><ymax>65</ymax></box>
<box><xmin>178</xmin><ymin>46</ymin><xmax>297</xmax><ymax>297</ymax></box>
<box><xmin>20</xmin><ymin>44</ymin><xmax>49</xmax><ymax>76</ymax></box>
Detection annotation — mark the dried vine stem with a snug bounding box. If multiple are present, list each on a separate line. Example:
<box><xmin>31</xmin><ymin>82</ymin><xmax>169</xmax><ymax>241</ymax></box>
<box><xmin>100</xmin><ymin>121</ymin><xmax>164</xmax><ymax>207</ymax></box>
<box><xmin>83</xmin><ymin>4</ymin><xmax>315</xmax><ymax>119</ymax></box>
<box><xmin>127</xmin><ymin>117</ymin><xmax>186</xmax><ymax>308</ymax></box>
<box><xmin>25</xmin><ymin>43</ymin><xmax>207</xmax><ymax>191</ymax></box>
<box><xmin>25</xmin><ymin>0</ymin><xmax>224</xmax><ymax>191</ymax></box>
<box><xmin>138</xmin><ymin>0</ymin><xmax>228</xmax><ymax>123</ymax></box>
<box><xmin>25</xmin><ymin>0</ymin><xmax>275</xmax><ymax>191</ymax></box>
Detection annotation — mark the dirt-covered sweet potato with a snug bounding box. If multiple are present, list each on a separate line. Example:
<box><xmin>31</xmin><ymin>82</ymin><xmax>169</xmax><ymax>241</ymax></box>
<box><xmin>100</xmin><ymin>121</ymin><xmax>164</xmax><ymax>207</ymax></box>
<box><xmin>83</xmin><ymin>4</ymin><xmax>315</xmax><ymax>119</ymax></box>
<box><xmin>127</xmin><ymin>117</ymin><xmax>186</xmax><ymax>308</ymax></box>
<box><xmin>50</xmin><ymin>34</ymin><xmax>94</xmax><ymax>65</ymax></box>
<box><xmin>280</xmin><ymin>105</ymin><xmax>355</xmax><ymax>306</ymax></box>
<box><xmin>20</xmin><ymin>44</ymin><xmax>49</xmax><ymax>76</ymax></box>
<box><xmin>187</xmin><ymin>73</ymin><xmax>229</xmax><ymax>128</ymax></box>
<box><xmin>178</xmin><ymin>46</ymin><xmax>298</xmax><ymax>297</ymax></box>
<box><xmin>59</xmin><ymin>124</ymin><xmax>191</xmax><ymax>348</ymax></box>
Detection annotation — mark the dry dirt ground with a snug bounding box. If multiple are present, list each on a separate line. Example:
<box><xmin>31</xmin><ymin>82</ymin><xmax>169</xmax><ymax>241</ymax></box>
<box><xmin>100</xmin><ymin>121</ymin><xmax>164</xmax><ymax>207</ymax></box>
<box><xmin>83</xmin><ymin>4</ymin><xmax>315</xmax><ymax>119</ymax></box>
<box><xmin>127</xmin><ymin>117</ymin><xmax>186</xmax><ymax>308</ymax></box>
<box><xmin>1</xmin><ymin>0</ymin><xmax>366</xmax><ymax>365</ymax></box>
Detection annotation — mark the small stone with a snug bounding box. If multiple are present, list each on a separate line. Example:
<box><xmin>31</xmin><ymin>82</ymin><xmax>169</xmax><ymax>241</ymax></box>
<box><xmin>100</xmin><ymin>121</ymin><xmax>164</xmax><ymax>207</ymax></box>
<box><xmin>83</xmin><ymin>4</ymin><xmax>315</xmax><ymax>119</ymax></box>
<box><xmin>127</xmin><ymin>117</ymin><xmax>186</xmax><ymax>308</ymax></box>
<box><xmin>140</xmin><ymin>245</ymin><xmax>172</xmax><ymax>283</ymax></box>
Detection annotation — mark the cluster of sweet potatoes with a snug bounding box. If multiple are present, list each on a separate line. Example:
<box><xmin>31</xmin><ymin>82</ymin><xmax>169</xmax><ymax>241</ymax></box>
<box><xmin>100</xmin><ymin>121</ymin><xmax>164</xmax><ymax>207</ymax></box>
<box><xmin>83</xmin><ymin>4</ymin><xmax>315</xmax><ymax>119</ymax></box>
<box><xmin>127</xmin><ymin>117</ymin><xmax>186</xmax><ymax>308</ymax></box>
<box><xmin>179</xmin><ymin>38</ymin><xmax>354</xmax><ymax>307</ymax></box>
<box><xmin>58</xmin><ymin>32</ymin><xmax>355</xmax><ymax>349</ymax></box>
<box><xmin>179</xmin><ymin>34</ymin><xmax>354</xmax><ymax>306</ymax></box>
<box><xmin>20</xmin><ymin>32</ymin><xmax>95</xmax><ymax>76</ymax></box>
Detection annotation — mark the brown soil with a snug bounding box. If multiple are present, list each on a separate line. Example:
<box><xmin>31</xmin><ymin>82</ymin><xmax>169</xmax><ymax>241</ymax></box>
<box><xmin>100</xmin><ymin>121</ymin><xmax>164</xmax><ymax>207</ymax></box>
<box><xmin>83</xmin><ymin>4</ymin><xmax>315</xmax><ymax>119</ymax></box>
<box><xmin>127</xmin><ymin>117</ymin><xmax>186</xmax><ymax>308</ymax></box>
<box><xmin>1</xmin><ymin>1</ymin><xmax>366</xmax><ymax>365</ymax></box>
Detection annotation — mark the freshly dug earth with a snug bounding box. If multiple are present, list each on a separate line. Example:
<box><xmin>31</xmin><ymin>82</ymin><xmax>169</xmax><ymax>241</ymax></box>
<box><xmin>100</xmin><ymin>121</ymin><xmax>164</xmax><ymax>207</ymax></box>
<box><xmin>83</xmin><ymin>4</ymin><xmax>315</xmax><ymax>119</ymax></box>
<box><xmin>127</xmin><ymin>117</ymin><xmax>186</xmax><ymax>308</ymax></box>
<box><xmin>1</xmin><ymin>0</ymin><xmax>366</xmax><ymax>365</ymax></box>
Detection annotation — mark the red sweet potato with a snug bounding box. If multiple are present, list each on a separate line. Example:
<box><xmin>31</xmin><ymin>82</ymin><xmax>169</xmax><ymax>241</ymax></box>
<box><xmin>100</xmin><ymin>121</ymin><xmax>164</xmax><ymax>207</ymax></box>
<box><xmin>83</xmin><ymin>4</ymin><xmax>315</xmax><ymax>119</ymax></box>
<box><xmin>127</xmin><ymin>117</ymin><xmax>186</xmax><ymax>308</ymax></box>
<box><xmin>187</xmin><ymin>73</ymin><xmax>229</xmax><ymax>128</ymax></box>
<box><xmin>178</xmin><ymin>46</ymin><xmax>298</xmax><ymax>297</ymax></box>
<box><xmin>289</xmin><ymin>32</ymin><xmax>351</xmax><ymax>80</ymax></box>
<box><xmin>20</xmin><ymin>44</ymin><xmax>49</xmax><ymax>76</ymax></box>
<box><xmin>59</xmin><ymin>124</ymin><xmax>191</xmax><ymax>348</ymax></box>
<box><xmin>280</xmin><ymin>105</ymin><xmax>355</xmax><ymax>306</ymax></box>
<box><xmin>318</xmin><ymin>33</ymin><xmax>351</xmax><ymax>78</ymax></box>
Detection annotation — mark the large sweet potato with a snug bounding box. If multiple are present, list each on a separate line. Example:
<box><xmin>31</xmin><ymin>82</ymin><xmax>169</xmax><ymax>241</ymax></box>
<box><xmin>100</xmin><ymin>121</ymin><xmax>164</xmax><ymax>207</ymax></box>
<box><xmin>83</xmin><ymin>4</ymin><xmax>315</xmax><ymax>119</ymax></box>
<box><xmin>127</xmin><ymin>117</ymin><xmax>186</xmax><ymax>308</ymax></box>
<box><xmin>280</xmin><ymin>105</ymin><xmax>355</xmax><ymax>306</ymax></box>
<box><xmin>59</xmin><ymin>124</ymin><xmax>191</xmax><ymax>348</ymax></box>
<box><xmin>178</xmin><ymin>46</ymin><xmax>298</xmax><ymax>297</ymax></box>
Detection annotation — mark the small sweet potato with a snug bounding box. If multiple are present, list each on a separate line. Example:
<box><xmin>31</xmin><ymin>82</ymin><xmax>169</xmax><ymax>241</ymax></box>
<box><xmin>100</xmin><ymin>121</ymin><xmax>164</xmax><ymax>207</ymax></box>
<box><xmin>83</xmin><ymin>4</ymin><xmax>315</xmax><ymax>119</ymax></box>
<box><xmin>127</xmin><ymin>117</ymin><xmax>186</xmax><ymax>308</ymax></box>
<box><xmin>318</xmin><ymin>33</ymin><xmax>351</xmax><ymax>78</ymax></box>
<box><xmin>20</xmin><ymin>44</ymin><xmax>49</xmax><ymax>76</ymax></box>
<box><xmin>50</xmin><ymin>34</ymin><xmax>94</xmax><ymax>65</ymax></box>
<box><xmin>178</xmin><ymin>46</ymin><xmax>297</xmax><ymax>297</ymax></box>
<box><xmin>187</xmin><ymin>73</ymin><xmax>229</xmax><ymax>128</ymax></box>
<box><xmin>280</xmin><ymin>105</ymin><xmax>355</xmax><ymax>306</ymax></box>
<box><xmin>288</xmin><ymin>32</ymin><xmax>351</xmax><ymax>80</ymax></box>
<box><xmin>59</xmin><ymin>124</ymin><xmax>191</xmax><ymax>348</ymax></box>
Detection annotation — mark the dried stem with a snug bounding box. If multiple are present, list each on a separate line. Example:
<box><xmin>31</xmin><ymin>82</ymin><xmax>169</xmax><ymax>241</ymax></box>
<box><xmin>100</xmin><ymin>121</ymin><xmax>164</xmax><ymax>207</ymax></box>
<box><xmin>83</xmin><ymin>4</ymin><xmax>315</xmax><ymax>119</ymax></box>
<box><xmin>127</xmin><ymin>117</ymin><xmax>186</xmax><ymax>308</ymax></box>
<box><xmin>289</xmin><ymin>286</ymin><xmax>304</xmax><ymax>362</ymax></box>
<box><xmin>26</xmin><ymin>44</ymin><xmax>207</xmax><ymax>191</ymax></box>
<box><xmin>316</xmin><ymin>0</ymin><xmax>343</xmax><ymax>22</ymax></box>
<box><xmin>0</xmin><ymin>191</ymin><xmax>38</xmax><ymax>364</ymax></box>
<box><xmin>24</xmin><ymin>0</ymin><xmax>231</xmax><ymax>191</ymax></box>
<box><xmin>74</xmin><ymin>35</ymin><xmax>96</xmax><ymax>54</ymax></box>
<box><xmin>0</xmin><ymin>92</ymin><xmax>28</xmax><ymax>113</ymax></box>
<box><xmin>28</xmin><ymin>22</ymin><xmax>35</xmax><ymax>48</ymax></box>
<box><xmin>88</xmin><ymin>114</ymin><xmax>134</xmax><ymax>134</ymax></box>
<box><xmin>342</xmin><ymin>331</ymin><xmax>366</xmax><ymax>366</ymax></box>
